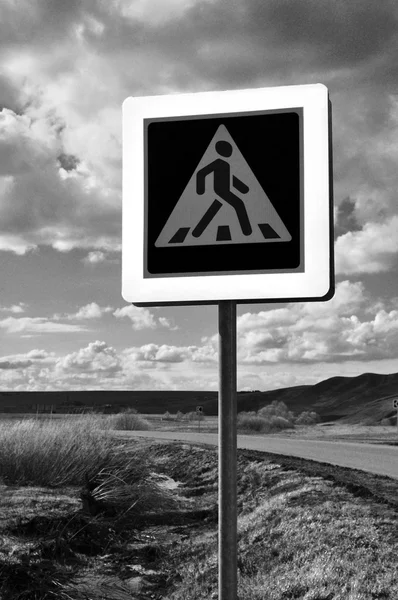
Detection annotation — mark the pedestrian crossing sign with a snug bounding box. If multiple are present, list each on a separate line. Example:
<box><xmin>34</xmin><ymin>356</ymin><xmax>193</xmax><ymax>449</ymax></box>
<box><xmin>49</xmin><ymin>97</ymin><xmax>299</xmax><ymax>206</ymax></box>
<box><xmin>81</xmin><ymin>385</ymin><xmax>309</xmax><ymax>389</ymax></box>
<box><xmin>155</xmin><ymin>124</ymin><xmax>292</xmax><ymax>248</ymax></box>
<box><xmin>122</xmin><ymin>84</ymin><xmax>334</xmax><ymax>306</ymax></box>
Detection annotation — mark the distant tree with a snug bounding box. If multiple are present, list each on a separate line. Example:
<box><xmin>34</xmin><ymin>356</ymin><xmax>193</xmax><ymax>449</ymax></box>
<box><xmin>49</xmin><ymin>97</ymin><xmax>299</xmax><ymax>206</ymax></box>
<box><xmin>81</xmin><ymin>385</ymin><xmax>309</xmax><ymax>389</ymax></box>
<box><xmin>258</xmin><ymin>401</ymin><xmax>291</xmax><ymax>421</ymax></box>
<box><xmin>295</xmin><ymin>410</ymin><xmax>320</xmax><ymax>425</ymax></box>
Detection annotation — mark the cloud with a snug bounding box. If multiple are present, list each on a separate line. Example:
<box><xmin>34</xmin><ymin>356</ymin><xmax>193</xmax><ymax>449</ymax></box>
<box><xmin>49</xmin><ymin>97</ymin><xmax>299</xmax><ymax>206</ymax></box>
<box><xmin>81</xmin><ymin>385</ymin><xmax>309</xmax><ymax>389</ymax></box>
<box><xmin>124</xmin><ymin>342</ymin><xmax>217</xmax><ymax>364</ymax></box>
<box><xmin>26</xmin><ymin>349</ymin><xmax>51</xmax><ymax>359</ymax></box>
<box><xmin>0</xmin><ymin>358</ymin><xmax>33</xmax><ymax>370</ymax></box>
<box><xmin>73</xmin><ymin>302</ymin><xmax>114</xmax><ymax>320</ymax></box>
<box><xmin>101</xmin><ymin>0</ymin><xmax>213</xmax><ymax>28</ymax></box>
<box><xmin>0</xmin><ymin>106</ymin><xmax>121</xmax><ymax>255</ymax></box>
<box><xmin>0</xmin><ymin>0</ymin><xmax>397</xmax><ymax>262</ymax></box>
<box><xmin>0</xmin><ymin>348</ymin><xmax>55</xmax><ymax>372</ymax></box>
<box><xmin>51</xmin><ymin>302</ymin><xmax>114</xmax><ymax>321</ymax></box>
<box><xmin>82</xmin><ymin>250</ymin><xmax>107</xmax><ymax>264</ymax></box>
<box><xmin>234</xmin><ymin>280</ymin><xmax>398</xmax><ymax>364</ymax></box>
<box><xmin>334</xmin><ymin>197</ymin><xmax>361</xmax><ymax>238</ymax></box>
<box><xmin>113</xmin><ymin>305</ymin><xmax>177</xmax><ymax>330</ymax></box>
<box><xmin>56</xmin><ymin>340</ymin><xmax>122</xmax><ymax>375</ymax></box>
<box><xmin>0</xmin><ymin>316</ymin><xmax>87</xmax><ymax>334</ymax></box>
<box><xmin>335</xmin><ymin>215</ymin><xmax>398</xmax><ymax>274</ymax></box>
<box><xmin>0</xmin><ymin>302</ymin><xmax>27</xmax><ymax>313</ymax></box>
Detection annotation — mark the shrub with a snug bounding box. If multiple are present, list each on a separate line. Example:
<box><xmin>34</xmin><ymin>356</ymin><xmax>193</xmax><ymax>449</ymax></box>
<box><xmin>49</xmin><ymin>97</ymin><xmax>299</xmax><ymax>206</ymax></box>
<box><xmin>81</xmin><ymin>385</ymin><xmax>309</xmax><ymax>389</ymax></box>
<box><xmin>106</xmin><ymin>409</ymin><xmax>151</xmax><ymax>431</ymax></box>
<box><xmin>237</xmin><ymin>414</ymin><xmax>270</xmax><ymax>433</ymax></box>
<box><xmin>239</xmin><ymin>411</ymin><xmax>257</xmax><ymax>417</ymax></box>
<box><xmin>269</xmin><ymin>415</ymin><xmax>291</xmax><ymax>429</ymax></box>
<box><xmin>295</xmin><ymin>410</ymin><xmax>320</xmax><ymax>425</ymax></box>
<box><xmin>182</xmin><ymin>411</ymin><xmax>199</xmax><ymax>421</ymax></box>
<box><xmin>258</xmin><ymin>401</ymin><xmax>294</xmax><ymax>427</ymax></box>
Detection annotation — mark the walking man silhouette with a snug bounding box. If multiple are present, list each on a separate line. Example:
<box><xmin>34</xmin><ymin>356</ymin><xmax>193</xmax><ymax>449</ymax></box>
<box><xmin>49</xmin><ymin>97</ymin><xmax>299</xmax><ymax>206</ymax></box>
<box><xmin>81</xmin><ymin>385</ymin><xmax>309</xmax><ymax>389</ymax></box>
<box><xmin>192</xmin><ymin>140</ymin><xmax>252</xmax><ymax>238</ymax></box>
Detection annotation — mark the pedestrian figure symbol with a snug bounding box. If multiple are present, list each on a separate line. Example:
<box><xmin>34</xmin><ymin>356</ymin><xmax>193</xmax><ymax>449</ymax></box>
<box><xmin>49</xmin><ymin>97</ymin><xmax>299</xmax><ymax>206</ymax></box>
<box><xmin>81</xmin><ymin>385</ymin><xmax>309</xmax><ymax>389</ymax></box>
<box><xmin>193</xmin><ymin>140</ymin><xmax>252</xmax><ymax>238</ymax></box>
<box><xmin>155</xmin><ymin>124</ymin><xmax>292</xmax><ymax>248</ymax></box>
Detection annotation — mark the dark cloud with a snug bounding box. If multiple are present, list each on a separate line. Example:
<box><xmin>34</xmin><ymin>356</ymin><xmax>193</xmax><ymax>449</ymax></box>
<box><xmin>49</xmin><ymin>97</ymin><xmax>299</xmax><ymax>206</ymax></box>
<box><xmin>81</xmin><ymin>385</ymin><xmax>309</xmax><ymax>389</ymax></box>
<box><xmin>1</xmin><ymin>0</ymin><xmax>397</xmax><ymax>255</ymax></box>
<box><xmin>246</xmin><ymin>0</ymin><xmax>398</xmax><ymax>67</ymax></box>
<box><xmin>335</xmin><ymin>197</ymin><xmax>362</xmax><ymax>238</ymax></box>
<box><xmin>0</xmin><ymin>359</ymin><xmax>33</xmax><ymax>369</ymax></box>
<box><xmin>110</xmin><ymin>0</ymin><xmax>398</xmax><ymax>90</ymax></box>
<box><xmin>57</xmin><ymin>153</ymin><xmax>79</xmax><ymax>171</ymax></box>
<box><xmin>0</xmin><ymin>0</ymin><xmax>82</xmax><ymax>47</ymax></box>
<box><xmin>2</xmin><ymin>1</ymin><xmax>397</xmax><ymax>93</ymax></box>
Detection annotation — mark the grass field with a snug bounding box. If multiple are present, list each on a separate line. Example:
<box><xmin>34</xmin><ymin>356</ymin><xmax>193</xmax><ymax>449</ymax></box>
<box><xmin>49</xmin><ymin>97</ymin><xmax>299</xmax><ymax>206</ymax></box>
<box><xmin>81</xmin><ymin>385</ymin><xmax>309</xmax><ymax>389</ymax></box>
<box><xmin>1</xmin><ymin>415</ymin><xmax>398</xmax><ymax>598</ymax></box>
<box><xmin>140</xmin><ymin>414</ymin><xmax>398</xmax><ymax>445</ymax></box>
<box><xmin>2</xmin><ymin>413</ymin><xmax>398</xmax><ymax>445</ymax></box>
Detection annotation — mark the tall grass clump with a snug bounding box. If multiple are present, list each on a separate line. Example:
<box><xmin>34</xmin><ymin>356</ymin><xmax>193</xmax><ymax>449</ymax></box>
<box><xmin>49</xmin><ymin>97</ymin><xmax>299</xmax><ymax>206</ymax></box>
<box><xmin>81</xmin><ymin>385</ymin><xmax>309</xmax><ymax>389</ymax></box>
<box><xmin>0</xmin><ymin>416</ymin><xmax>116</xmax><ymax>487</ymax></box>
<box><xmin>81</xmin><ymin>453</ymin><xmax>177</xmax><ymax>518</ymax></box>
<box><xmin>105</xmin><ymin>408</ymin><xmax>151</xmax><ymax>431</ymax></box>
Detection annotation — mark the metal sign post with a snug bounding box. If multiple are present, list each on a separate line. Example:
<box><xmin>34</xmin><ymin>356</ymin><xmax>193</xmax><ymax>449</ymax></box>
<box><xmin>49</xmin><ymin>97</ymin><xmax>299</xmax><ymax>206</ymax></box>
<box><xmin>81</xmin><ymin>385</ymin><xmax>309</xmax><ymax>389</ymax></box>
<box><xmin>218</xmin><ymin>300</ymin><xmax>237</xmax><ymax>600</ymax></box>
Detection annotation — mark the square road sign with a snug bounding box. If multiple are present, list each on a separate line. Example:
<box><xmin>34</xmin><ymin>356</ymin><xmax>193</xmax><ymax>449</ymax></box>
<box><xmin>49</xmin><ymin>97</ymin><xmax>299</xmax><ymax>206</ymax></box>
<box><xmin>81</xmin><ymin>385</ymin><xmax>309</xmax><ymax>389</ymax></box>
<box><xmin>122</xmin><ymin>84</ymin><xmax>334</xmax><ymax>306</ymax></box>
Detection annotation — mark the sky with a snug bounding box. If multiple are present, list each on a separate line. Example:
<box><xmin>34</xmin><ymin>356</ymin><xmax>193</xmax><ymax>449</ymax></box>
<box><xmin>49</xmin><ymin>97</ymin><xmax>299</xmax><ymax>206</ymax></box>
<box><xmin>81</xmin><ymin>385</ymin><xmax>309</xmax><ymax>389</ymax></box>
<box><xmin>0</xmin><ymin>0</ymin><xmax>398</xmax><ymax>393</ymax></box>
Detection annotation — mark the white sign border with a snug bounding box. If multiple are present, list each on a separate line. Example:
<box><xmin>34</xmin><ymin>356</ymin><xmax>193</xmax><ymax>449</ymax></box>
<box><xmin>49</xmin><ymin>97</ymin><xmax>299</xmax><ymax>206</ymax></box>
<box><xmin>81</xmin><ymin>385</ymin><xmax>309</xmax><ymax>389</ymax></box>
<box><xmin>122</xmin><ymin>83</ymin><xmax>333</xmax><ymax>306</ymax></box>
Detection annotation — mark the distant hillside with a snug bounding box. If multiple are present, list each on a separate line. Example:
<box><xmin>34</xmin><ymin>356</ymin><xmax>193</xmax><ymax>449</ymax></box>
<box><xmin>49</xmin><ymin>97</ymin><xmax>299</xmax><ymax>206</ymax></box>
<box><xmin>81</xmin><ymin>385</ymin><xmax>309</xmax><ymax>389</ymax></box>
<box><xmin>0</xmin><ymin>390</ymin><xmax>217</xmax><ymax>415</ymax></box>
<box><xmin>236</xmin><ymin>372</ymin><xmax>398</xmax><ymax>424</ymax></box>
<box><xmin>1</xmin><ymin>372</ymin><xmax>398</xmax><ymax>423</ymax></box>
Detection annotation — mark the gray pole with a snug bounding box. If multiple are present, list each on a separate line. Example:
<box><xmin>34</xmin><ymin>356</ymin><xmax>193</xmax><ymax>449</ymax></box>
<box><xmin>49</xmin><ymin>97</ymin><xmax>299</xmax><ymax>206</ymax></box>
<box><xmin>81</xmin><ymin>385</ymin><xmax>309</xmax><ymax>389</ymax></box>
<box><xmin>218</xmin><ymin>300</ymin><xmax>237</xmax><ymax>600</ymax></box>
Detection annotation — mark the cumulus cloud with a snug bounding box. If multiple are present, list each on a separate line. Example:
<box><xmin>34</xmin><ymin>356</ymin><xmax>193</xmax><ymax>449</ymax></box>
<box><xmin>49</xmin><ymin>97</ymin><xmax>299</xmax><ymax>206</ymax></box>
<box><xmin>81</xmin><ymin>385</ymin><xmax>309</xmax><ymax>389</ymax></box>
<box><xmin>52</xmin><ymin>302</ymin><xmax>114</xmax><ymax>321</ymax></box>
<box><xmin>73</xmin><ymin>302</ymin><xmax>114</xmax><ymax>320</ymax></box>
<box><xmin>26</xmin><ymin>349</ymin><xmax>51</xmax><ymax>359</ymax></box>
<box><xmin>335</xmin><ymin>215</ymin><xmax>398</xmax><ymax>274</ymax></box>
<box><xmin>0</xmin><ymin>106</ymin><xmax>121</xmax><ymax>255</ymax></box>
<box><xmin>0</xmin><ymin>349</ymin><xmax>55</xmax><ymax>374</ymax></box>
<box><xmin>113</xmin><ymin>305</ymin><xmax>177</xmax><ymax>330</ymax></box>
<box><xmin>124</xmin><ymin>342</ymin><xmax>217</xmax><ymax>363</ymax></box>
<box><xmin>56</xmin><ymin>340</ymin><xmax>122</xmax><ymax>376</ymax></box>
<box><xmin>233</xmin><ymin>280</ymin><xmax>398</xmax><ymax>364</ymax></box>
<box><xmin>0</xmin><ymin>302</ymin><xmax>27</xmax><ymax>313</ymax></box>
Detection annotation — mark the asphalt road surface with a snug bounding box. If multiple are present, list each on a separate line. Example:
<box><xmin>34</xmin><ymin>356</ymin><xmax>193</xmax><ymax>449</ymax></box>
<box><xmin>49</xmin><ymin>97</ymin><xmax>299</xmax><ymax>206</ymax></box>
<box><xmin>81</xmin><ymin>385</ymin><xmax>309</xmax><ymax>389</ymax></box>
<box><xmin>112</xmin><ymin>430</ymin><xmax>398</xmax><ymax>480</ymax></box>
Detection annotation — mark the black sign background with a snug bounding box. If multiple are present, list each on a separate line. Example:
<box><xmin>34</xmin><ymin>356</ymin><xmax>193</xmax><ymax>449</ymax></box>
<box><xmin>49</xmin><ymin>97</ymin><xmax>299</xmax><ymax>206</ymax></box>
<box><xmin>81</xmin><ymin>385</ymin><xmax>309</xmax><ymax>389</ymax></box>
<box><xmin>144</xmin><ymin>108</ymin><xmax>303</xmax><ymax>278</ymax></box>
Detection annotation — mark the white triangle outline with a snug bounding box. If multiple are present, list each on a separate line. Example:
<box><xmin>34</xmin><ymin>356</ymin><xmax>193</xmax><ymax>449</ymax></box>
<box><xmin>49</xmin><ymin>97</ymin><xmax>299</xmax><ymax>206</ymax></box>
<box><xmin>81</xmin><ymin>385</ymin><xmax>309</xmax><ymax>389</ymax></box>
<box><xmin>155</xmin><ymin>124</ymin><xmax>292</xmax><ymax>247</ymax></box>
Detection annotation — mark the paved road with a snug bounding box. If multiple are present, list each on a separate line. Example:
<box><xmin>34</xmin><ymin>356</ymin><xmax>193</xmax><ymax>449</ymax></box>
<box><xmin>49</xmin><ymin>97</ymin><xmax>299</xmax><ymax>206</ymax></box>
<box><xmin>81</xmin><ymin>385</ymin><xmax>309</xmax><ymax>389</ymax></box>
<box><xmin>112</xmin><ymin>430</ymin><xmax>398</xmax><ymax>480</ymax></box>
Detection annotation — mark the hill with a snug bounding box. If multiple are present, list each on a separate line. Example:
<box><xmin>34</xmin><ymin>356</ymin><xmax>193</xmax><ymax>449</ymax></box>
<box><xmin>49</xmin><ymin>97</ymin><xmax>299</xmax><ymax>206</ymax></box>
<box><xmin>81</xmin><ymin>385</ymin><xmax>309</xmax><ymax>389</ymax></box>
<box><xmin>235</xmin><ymin>372</ymin><xmax>398</xmax><ymax>424</ymax></box>
<box><xmin>1</xmin><ymin>371</ymin><xmax>398</xmax><ymax>423</ymax></box>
